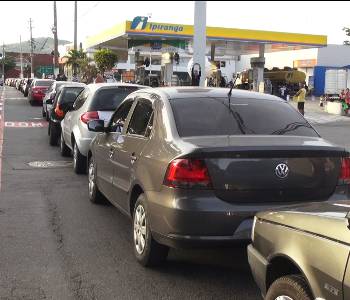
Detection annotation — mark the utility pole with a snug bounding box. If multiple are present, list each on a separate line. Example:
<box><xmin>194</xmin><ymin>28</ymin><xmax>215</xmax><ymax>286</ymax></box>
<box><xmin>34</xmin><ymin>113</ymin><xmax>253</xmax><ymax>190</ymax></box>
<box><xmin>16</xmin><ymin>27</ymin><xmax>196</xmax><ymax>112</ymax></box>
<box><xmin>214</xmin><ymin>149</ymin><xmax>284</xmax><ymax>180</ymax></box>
<box><xmin>2</xmin><ymin>43</ymin><xmax>4</xmax><ymax>81</ymax></box>
<box><xmin>29</xmin><ymin>18</ymin><xmax>34</xmax><ymax>78</ymax></box>
<box><xmin>20</xmin><ymin>36</ymin><xmax>23</xmax><ymax>78</ymax></box>
<box><xmin>53</xmin><ymin>1</ymin><xmax>59</xmax><ymax>77</ymax></box>
<box><xmin>74</xmin><ymin>1</ymin><xmax>77</xmax><ymax>51</ymax></box>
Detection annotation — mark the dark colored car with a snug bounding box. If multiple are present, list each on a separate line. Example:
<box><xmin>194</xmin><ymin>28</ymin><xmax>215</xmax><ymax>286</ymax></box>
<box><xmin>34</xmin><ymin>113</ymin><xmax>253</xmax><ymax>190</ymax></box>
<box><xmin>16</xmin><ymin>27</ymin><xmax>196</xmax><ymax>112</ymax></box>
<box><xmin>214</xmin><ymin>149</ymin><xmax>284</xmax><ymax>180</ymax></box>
<box><xmin>86</xmin><ymin>87</ymin><xmax>350</xmax><ymax>267</ymax></box>
<box><xmin>248</xmin><ymin>200</ymin><xmax>350</xmax><ymax>300</ymax></box>
<box><xmin>48</xmin><ymin>83</ymin><xmax>86</xmax><ymax>146</ymax></box>
<box><xmin>28</xmin><ymin>79</ymin><xmax>54</xmax><ymax>105</ymax></box>
<box><xmin>43</xmin><ymin>81</ymin><xmax>84</xmax><ymax>121</ymax></box>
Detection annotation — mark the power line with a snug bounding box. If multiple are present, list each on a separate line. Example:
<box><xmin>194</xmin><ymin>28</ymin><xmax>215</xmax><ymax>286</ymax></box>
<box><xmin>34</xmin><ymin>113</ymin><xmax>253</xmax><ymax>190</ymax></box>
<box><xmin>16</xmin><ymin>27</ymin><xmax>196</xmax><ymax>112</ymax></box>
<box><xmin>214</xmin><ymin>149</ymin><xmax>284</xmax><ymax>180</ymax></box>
<box><xmin>79</xmin><ymin>1</ymin><xmax>101</xmax><ymax>18</ymax></box>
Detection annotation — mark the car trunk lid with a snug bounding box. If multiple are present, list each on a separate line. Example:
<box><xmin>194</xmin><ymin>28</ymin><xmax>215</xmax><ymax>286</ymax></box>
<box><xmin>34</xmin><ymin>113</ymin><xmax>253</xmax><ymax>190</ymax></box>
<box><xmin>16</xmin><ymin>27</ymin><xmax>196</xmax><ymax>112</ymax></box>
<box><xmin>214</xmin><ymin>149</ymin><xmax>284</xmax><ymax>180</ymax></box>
<box><xmin>182</xmin><ymin>135</ymin><xmax>347</xmax><ymax>203</ymax></box>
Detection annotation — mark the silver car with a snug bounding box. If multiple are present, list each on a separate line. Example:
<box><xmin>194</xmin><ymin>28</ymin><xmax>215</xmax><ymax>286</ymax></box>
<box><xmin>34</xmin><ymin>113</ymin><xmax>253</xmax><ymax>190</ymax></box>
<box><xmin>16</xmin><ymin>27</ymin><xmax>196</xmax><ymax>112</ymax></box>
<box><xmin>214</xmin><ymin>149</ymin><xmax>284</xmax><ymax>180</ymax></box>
<box><xmin>60</xmin><ymin>83</ymin><xmax>145</xmax><ymax>174</ymax></box>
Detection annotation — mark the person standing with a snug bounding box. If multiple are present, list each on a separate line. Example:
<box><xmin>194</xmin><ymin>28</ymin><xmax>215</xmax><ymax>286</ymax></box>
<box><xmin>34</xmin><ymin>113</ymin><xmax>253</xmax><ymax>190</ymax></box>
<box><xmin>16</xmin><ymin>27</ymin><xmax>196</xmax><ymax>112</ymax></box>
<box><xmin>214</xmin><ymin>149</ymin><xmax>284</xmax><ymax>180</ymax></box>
<box><xmin>279</xmin><ymin>85</ymin><xmax>287</xmax><ymax>100</ymax></box>
<box><xmin>94</xmin><ymin>73</ymin><xmax>105</xmax><ymax>83</ymax></box>
<box><xmin>345</xmin><ymin>88</ymin><xmax>350</xmax><ymax>115</ymax></box>
<box><xmin>294</xmin><ymin>84</ymin><xmax>307</xmax><ymax>115</ymax></box>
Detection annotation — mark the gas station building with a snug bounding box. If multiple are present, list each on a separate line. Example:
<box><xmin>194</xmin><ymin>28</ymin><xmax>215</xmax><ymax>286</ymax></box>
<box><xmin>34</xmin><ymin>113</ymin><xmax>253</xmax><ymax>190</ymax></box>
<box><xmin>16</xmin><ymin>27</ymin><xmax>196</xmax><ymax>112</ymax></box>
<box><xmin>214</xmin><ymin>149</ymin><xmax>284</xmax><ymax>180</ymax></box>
<box><xmin>85</xmin><ymin>17</ymin><xmax>327</xmax><ymax>89</ymax></box>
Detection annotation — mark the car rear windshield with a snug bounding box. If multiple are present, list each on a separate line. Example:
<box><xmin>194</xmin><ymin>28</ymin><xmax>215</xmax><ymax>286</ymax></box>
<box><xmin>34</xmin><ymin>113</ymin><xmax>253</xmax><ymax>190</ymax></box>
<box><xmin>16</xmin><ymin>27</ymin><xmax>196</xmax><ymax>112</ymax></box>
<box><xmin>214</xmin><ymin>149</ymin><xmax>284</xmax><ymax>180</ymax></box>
<box><xmin>35</xmin><ymin>80</ymin><xmax>53</xmax><ymax>87</ymax></box>
<box><xmin>59</xmin><ymin>87</ymin><xmax>85</xmax><ymax>104</ymax></box>
<box><xmin>170</xmin><ymin>97</ymin><xmax>318</xmax><ymax>137</ymax></box>
<box><xmin>90</xmin><ymin>87</ymin><xmax>139</xmax><ymax>111</ymax></box>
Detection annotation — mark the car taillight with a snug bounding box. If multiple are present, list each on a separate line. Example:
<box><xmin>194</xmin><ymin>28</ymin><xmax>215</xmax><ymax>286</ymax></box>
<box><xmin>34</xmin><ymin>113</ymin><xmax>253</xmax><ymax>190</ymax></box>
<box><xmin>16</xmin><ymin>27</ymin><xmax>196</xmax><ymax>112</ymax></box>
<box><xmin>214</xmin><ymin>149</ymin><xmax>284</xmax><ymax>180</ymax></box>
<box><xmin>340</xmin><ymin>157</ymin><xmax>350</xmax><ymax>183</ymax></box>
<box><xmin>80</xmin><ymin>111</ymin><xmax>99</xmax><ymax>124</ymax></box>
<box><xmin>55</xmin><ymin>105</ymin><xmax>64</xmax><ymax>118</ymax></box>
<box><xmin>163</xmin><ymin>159</ymin><xmax>212</xmax><ymax>189</ymax></box>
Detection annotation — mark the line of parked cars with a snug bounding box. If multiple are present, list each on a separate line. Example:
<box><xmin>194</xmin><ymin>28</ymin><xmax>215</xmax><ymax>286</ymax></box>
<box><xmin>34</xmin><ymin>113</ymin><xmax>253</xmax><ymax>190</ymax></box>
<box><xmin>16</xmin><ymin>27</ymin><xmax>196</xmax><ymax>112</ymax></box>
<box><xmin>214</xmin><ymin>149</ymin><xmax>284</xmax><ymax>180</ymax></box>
<box><xmin>8</xmin><ymin>79</ymin><xmax>350</xmax><ymax>299</ymax></box>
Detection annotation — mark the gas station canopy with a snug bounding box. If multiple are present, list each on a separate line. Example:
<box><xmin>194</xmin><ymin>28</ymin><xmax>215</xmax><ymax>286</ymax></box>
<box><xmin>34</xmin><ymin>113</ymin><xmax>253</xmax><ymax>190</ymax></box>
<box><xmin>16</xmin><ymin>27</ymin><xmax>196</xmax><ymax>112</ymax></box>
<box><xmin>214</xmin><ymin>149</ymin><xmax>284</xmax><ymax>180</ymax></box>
<box><xmin>85</xmin><ymin>18</ymin><xmax>327</xmax><ymax>58</ymax></box>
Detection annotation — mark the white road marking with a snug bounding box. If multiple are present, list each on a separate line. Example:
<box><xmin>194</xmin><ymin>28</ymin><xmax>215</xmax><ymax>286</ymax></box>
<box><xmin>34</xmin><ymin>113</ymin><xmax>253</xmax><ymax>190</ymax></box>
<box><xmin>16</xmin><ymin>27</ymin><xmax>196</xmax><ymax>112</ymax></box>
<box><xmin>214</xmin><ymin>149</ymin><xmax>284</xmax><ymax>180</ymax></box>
<box><xmin>5</xmin><ymin>121</ymin><xmax>48</xmax><ymax>128</ymax></box>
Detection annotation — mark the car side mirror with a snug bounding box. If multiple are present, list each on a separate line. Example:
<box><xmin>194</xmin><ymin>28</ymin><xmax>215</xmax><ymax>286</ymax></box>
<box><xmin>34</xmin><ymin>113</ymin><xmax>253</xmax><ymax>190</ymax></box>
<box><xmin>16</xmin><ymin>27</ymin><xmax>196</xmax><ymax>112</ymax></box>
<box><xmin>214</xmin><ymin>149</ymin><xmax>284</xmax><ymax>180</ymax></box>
<box><xmin>47</xmin><ymin>99</ymin><xmax>53</xmax><ymax>105</ymax></box>
<box><xmin>87</xmin><ymin>120</ymin><xmax>105</xmax><ymax>132</ymax></box>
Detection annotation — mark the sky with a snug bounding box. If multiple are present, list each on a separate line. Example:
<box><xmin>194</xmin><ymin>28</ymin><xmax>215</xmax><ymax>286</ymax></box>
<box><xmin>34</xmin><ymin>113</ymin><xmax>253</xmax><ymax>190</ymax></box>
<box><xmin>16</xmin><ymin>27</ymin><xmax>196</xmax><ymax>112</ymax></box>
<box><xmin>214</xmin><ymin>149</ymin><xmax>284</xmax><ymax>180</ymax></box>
<box><xmin>0</xmin><ymin>1</ymin><xmax>349</xmax><ymax>46</ymax></box>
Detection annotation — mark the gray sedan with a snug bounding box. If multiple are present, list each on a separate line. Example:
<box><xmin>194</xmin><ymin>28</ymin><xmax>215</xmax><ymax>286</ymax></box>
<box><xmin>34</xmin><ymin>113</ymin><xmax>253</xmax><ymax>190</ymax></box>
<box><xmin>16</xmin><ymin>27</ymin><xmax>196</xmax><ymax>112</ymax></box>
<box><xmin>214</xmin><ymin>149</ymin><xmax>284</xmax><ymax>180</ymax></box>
<box><xmin>86</xmin><ymin>87</ymin><xmax>349</xmax><ymax>267</ymax></box>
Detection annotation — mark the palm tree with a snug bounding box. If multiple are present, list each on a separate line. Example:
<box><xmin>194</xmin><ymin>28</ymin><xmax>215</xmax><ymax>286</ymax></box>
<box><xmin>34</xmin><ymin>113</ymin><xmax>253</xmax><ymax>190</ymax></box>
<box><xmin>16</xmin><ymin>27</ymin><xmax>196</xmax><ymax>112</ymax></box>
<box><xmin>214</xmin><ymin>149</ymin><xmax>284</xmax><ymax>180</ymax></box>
<box><xmin>64</xmin><ymin>49</ymin><xmax>87</xmax><ymax>76</ymax></box>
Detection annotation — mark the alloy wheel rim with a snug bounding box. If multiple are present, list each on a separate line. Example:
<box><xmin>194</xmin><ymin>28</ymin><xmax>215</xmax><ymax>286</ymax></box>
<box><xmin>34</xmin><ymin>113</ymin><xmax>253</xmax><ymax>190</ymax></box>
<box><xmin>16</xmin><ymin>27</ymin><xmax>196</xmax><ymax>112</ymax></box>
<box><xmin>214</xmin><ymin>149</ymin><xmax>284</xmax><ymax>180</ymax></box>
<box><xmin>88</xmin><ymin>161</ymin><xmax>95</xmax><ymax>196</ymax></box>
<box><xmin>275</xmin><ymin>296</ymin><xmax>294</xmax><ymax>300</ymax></box>
<box><xmin>133</xmin><ymin>205</ymin><xmax>147</xmax><ymax>255</ymax></box>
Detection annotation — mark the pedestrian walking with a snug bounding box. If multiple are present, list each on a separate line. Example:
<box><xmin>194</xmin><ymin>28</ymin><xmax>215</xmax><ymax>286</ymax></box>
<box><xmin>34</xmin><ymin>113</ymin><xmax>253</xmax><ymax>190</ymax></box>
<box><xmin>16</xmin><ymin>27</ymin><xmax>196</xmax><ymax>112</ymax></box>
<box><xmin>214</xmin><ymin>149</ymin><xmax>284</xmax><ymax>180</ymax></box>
<box><xmin>293</xmin><ymin>83</ymin><xmax>306</xmax><ymax>115</ymax></box>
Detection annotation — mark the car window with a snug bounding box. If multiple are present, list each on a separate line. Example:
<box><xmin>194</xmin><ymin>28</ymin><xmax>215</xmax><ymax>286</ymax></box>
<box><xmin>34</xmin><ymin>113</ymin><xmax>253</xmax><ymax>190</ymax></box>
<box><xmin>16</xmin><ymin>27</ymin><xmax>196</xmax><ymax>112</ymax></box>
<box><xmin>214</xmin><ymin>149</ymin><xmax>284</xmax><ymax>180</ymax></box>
<box><xmin>89</xmin><ymin>87</ymin><xmax>140</xmax><ymax>111</ymax></box>
<box><xmin>109</xmin><ymin>99</ymin><xmax>135</xmax><ymax>133</ymax></box>
<box><xmin>73</xmin><ymin>88</ymin><xmax>89</xmax><ymax>110</ymax></box>
<box><xmin>127</xmin><ymin>99</ymin><xmax>153</xmax><ymax>136</ymax></box>
<box><xmin>35</xmin><ymin>80</ymin><xmax>53</xmax><ymax>87</ymax></box>
<box><xmin>47</xmin><ymin>83</ymin><xmax>55</xmax><ymax>93</ymax></box>
<box><xmin>170</xmin><ymin>97</ymin><xmax>318</xmax><ymax>137</ymax></box>
<box><xmin>60</xmin><ymin>87</ymin><xmax>85</xmax><ymax>105</ymax></box>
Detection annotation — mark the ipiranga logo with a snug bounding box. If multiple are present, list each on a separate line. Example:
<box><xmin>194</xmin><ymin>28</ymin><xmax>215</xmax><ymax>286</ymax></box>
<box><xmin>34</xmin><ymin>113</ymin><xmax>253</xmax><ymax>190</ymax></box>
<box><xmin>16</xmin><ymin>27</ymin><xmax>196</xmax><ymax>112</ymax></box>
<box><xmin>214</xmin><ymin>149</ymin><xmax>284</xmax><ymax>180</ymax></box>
<box><xmin>131</xmin><ymin>16</ymin><xmax>148</xmax><ymax>30</ymax></box>
<box><xmin>130</xmin><ymin>16</ymin><xmax>184</xmax><ymax>33</ymax></box>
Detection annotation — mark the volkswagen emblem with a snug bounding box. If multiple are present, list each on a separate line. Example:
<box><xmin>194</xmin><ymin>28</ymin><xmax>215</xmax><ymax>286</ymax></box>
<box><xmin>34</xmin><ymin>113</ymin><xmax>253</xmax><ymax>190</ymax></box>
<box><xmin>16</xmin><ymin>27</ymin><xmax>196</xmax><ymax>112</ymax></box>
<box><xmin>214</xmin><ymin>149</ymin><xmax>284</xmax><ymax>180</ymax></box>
<box><xmin>275</xmin><ymin>163</ymin><xmax>289</xmax><ymax>179</ymax></box>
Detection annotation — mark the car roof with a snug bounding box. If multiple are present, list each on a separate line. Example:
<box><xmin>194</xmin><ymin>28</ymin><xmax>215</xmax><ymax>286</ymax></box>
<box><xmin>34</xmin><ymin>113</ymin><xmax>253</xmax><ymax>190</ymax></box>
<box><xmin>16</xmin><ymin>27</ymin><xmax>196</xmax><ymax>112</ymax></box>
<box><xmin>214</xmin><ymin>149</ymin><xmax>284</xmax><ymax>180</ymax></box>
<box><xmin>86</xmin><ymin>82</ymin><xmax>147</xmax><ymax>93</ymax></box>
<box><xmin>60</xmin><ymin>83</ymin><xmax>86</xmax><ymax>89</ymax></box>
<box><xmin>141</xmin><ymin>87</ymin><xmax>284</xmax><ymax>102</ymax></box>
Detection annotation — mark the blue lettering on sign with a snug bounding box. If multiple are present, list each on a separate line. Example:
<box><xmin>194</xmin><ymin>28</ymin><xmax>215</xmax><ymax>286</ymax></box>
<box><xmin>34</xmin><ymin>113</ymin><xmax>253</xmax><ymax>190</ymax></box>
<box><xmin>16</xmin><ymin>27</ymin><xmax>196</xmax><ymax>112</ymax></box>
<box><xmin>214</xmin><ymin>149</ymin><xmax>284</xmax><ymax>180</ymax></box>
<box><xmin>131</xmin><ymin>16</ymin><xmax>148</xmax><ymax>30</ymax></box>
<box><xmin>131</xmin><ymin>16</ymin><xmax>184</xmax><ymax>33</ymax></box>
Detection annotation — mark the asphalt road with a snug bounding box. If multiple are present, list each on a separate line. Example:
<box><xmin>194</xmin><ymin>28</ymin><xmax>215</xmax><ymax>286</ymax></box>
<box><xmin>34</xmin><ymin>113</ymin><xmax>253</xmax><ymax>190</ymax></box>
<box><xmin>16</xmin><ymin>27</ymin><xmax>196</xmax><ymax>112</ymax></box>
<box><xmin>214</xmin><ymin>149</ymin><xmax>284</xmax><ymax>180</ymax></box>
<box><xmin>2</xmin><ymin>87</ymin><xmax>350</xmax><ymax>300</ymax></box>
<box><xmin>0</xmin><ymin>86</ymin><xmax>260</xmax><ymax>300</ymax></box>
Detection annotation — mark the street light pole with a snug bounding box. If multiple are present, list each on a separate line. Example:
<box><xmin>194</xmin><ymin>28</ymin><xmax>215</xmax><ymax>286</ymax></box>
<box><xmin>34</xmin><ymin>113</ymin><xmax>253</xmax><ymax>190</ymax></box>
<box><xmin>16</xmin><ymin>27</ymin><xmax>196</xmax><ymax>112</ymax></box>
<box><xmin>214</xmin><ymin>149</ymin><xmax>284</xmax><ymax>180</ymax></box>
<box><xmin>74</xmin><ymin>1</ymin><xmax>77</xmax><ymax>51</ymax></box>
<box><xmin>53</xmin><ymin>1</ymin><xmax>59</xmax><ymax>77</ymax></box>
<box><xmin>20</xmin><ymin>36</ymin><xmax>23</xmax><ymax>78</ymax></box>
<box><xmin>2</xmin><ymin>42</ymin><xmax>5</xmax><ymax>82</ymax></box>
<box><xmin>29</xmin><ymin>18</ymin><xmax>34</xmax><ymax>78</ymax></box>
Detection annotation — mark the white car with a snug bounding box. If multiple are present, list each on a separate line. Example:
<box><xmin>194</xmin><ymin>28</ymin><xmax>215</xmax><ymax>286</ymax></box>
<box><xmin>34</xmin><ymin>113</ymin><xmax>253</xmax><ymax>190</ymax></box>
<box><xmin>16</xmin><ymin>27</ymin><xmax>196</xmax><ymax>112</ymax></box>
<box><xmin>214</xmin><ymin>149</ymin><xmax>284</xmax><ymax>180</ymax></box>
<box><xmin>60</xmin><ymin>83</ymin><xmax>146</xmax><ymax>174</ymax></box>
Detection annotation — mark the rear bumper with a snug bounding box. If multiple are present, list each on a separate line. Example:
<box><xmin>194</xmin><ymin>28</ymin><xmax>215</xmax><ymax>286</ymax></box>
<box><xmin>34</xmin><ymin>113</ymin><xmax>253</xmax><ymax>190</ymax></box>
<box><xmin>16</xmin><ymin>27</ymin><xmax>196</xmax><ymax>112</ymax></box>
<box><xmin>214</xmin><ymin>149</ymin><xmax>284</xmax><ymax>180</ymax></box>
<box><xmin>247</xmin><ymin>244</ymin><xmax>268</xmax><ymax>296</ymax></box>
<box><xmin>31</xmin><ymin>94</ymin><xmax>45</xmax><ymax>101</ymax></box>
<box><xmin>146</xmin><ymin>188</ymin><xmax>301</xmax><ymax>248</ymax></box>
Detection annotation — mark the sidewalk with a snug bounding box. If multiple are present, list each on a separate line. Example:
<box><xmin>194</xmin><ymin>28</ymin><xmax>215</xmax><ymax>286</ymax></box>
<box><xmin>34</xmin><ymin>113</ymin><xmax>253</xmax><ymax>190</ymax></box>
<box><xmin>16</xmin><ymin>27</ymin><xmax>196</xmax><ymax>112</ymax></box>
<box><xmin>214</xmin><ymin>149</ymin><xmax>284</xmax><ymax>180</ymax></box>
<box><xmin>289</xmin><ymin>97</ymin><xmax>350</xmax><ymax>124</ymax></box>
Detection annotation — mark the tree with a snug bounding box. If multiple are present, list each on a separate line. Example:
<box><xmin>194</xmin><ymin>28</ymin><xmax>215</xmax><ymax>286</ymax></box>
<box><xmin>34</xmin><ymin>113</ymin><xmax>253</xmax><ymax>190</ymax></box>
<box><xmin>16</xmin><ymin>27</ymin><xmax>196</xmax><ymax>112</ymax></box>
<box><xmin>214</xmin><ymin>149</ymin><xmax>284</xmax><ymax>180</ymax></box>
<box><xmin>0</xmin><ymin>56</ymin><xmax>16</xmax><ymax>72</ymax></box>
<box><xmin>343</xmin><ymin>27</ymin><xmax>350</xmax><ymax>45</ymax></box>
<box><xmin>64</xmin><ymin>49</ymin><xmax>87</xmax><ymax>75</ymax></box>
<box><xmin>94</xmin><ymin>48</ymin><xmax>118</xmax><ymax>74</ymax></box>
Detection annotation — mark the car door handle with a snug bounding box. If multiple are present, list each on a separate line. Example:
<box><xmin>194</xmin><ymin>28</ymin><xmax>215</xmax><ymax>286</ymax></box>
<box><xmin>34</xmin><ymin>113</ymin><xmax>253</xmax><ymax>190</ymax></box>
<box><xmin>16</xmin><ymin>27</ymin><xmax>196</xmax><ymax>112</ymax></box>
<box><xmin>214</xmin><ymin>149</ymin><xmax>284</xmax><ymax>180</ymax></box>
<box><xmin>131</xmin><ymin>153</ymin><xmax>137</xmax><ymax>164</ymax></box>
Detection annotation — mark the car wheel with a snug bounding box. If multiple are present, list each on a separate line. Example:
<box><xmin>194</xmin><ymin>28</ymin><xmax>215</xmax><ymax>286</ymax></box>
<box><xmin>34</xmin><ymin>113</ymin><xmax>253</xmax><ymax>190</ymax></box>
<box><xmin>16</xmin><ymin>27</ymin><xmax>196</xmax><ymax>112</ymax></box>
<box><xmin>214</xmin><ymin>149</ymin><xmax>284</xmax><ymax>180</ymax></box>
<box><xmin>29</xmin><ymin>99</ymin><xmax>34</xmax><ymax>106</ymax></box>
<box><xmin>60</xmin><ymin>132</ymin><xmax>71</xmax><ymax>157</ymax></box>
<box><xmin>73</xmin><ymin>141</ymin><xmax>87</xmax><ymax>174</ymax></box>
<box><xmin>49</xmin><ymin>123</ymin><xmax>59</xmax><ymax>146</ymax></box>
<box><xmin>88</xmin><ymin>156</ymin><xmax>106</xmax><ymax>204</ymax></box>
<box><xmin>266</xmin><ymin>275</ymin><xmax>313</xmax><ymax>300</ymax></box>
<box><xmin>42</xmin><ymin>106</ymin><xmax>46</xmax><ymax>118</ymax></box>
<box><xmin>133</xmin><ymin>194</ymin><xmax>169</xmax><ymax>267</ymax></box>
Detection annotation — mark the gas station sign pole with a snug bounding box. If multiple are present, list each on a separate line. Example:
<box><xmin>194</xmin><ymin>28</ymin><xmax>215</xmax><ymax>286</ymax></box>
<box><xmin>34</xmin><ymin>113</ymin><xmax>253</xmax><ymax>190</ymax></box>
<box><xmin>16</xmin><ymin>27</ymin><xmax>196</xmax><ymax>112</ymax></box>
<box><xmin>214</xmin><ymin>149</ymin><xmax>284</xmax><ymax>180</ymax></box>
<box><xmin>193</xmin><ymin>1</ymin><xmax>206</xmax><ymax>87</ymax></box>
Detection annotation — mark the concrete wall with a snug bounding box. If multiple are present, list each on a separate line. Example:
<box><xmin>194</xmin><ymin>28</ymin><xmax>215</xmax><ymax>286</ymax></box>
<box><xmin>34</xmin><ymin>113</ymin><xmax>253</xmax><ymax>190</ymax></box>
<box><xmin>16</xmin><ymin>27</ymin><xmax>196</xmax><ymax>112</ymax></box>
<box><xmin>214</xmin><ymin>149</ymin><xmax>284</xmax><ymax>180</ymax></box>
<box><xmin>317</xmin><ymin>44</ymin><xmax>350</xmax><ymax>67</ymax></box>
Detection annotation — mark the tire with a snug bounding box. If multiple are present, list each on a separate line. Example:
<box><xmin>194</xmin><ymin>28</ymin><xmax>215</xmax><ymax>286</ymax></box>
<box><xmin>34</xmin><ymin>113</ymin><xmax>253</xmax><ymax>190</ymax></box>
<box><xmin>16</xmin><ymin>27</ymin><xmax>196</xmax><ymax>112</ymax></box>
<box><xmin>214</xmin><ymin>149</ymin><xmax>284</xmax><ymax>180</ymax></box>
<box><xmin>133</xmin><ymin>194</ymin><xmax>169</xmax><ymax>267</ymax></box>
<box><xmin>60</xmin><ymin>132</ymin><xmax>71</xmax><ymax>157</ymax></box>
<box><xmin>29</xmin><ymin>99</ymin><xmax>34</xmax><ymax>106</ymax></box>
<box><xmin>88</xmin><ymin>156</ymin><xmax>106</xmax><ymax>204</ymax></box>
<box><xmin>266</xmin><ymin>275</ymin><xmax>313</xmax><ymax>300</ymax></box>
<box><xmin>42</xmin><ymin>106</ymin><xmax>46</xmax><ymax>118</ymax></box>
<box><xmin>73</xmin><ymin>141</ymin><xmax>87</xmax><ymax>174</ymax></box>
<box><xmin>49</xmin><ymin>123</ymin><xmax>59</xmax><ymax>146</ymax></box>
